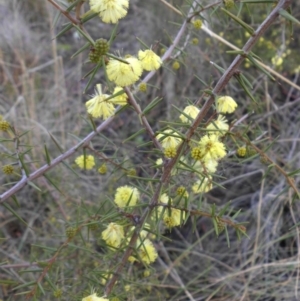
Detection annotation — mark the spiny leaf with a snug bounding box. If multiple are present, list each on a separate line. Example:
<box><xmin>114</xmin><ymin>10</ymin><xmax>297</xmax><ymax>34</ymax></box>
<box><xmin>83</xmin><ymin>60</ymin><xmax>102</xmax><ymax>94</ymax></box>
<box><xmin>2</xmin><ymin>203</ymin><xmax>28</xmax><ymax>227</ymax></box>
<box><xmin>44</xmin><ymin>144</ymin><xmax>51</xmax><ymax>165</ymax></box>
<box><xmin>55</xmin><ymin>23</ymin><xmax>73</xmax><ymax>40</ymax></box>
<box><xmin>279</xmin><ymin>8</ymin><xmax>300</xmax><ymax>26</ymax></box>
<box><xmin>71</xmin><ymin>42</ymin><xmax>91</xmax><ymax>59</ymax></box>
<box><xmin>73</xmin><ymin>25</ymin><xmax>95</xmax><ymax>45</ymax></box>
<box><xmin>247</xmin><ymin>55</ymin><xmax>275</xmax><ymax>80</ymax></box>
<box><xmin>48</xmin><ymin>132</ymin><xmax>64</xmax><ymax>153</ymax></box>
<box><xmin>28</xmin><ymin>181</ymin><xmax>42</xmax><ymax>192</ymax></box>
<box><xmin>142</xmin><ymin>97</ymin><xmax>163</xmax><ymax>115</ymax></box>
<box><xmin>221</xmin><ymin>8</ymin><xmax>255</xmax><ymax>35</ymax></box>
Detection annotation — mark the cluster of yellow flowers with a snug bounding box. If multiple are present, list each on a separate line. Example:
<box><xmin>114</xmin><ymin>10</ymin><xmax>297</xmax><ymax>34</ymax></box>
<box><xmin>190</xmin><ymin>96</ymin><xmax>237</xmax><ymax>192</ymax></box>
<box><xmin>107</xmin><ymin>50</ymin><xmax>162</xmax><ymax>87</ymax></box>
<box><xmin>101</xmin><ymin>222</ymin><xmax>158</xmax><ymax>265</ymax></box>
<box><xmin>155</xmin><ymin>96</ymin><xmax>237</xmax><ymax>194</ymax></box>
<box><xmin>85</xmin><ymin>49</ymin><xmax>162</xmax><ymax>120</ymax></box>
<box><xmin>100</xmin><ymin>185</ymin><xmax>157</xmax><ymax>264</ymax></box>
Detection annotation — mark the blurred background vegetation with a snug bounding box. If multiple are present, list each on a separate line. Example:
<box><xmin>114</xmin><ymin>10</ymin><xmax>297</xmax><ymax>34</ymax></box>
<box><xmin>1</xmin><ymin>0</ymin><xmax>300</xmax><ymax>300</ymax></box>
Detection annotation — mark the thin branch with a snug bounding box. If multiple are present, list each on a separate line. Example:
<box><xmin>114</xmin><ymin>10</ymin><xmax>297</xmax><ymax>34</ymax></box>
<box><xmin>124</xmin><ymin>87</ymin><xmax>163</xmax><ymax>152</ymax></box>
<box><xmin>47</xmin><ymin>0</ymin><xmax>80</xmax><ymax>25</ymax></box>
<box><xmin>0</xmin><ymin>117</ymin><xmax>114</xmax><ymax>203</ymax></box>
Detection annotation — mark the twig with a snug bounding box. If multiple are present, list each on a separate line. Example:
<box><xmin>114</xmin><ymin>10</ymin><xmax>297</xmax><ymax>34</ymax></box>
<box><xmin>237</xmin><ymin>133</ymin><xmax>300</xmax><ymax>197</ymax></box>
<box><xmin>0</xmin><ymin>117</ymin><xmax>114</xmax><ymax>203</ymax></box>
<box><xmin>47</xmin><ymin>0</ymin><xmax>80</xmax><ymax>25</ymax></box>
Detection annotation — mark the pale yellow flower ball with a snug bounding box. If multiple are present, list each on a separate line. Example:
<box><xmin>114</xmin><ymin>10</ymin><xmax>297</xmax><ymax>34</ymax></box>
<box><xmin>198</xmin><ymin>134</ymin><xmax>226</xmax><ymax>162</ymax></box>
<box><xmin>89</xmin><ymin>0</ymin><xmax>129</xmax><ymax>24</ymax></box>
<box><xmin>102</xmin><ymin>222</ymin><xmax>124</xmax><ymax>248</ymax></box>
<box><xmin>138</xmin><ymin>49</ymin><xmax>162</xmax><ymax>71</ymax></box>
<box><xmin>206</xmin><ymin>115</ymin><xmax>229</xmax><ymax>136</ymax></box>
<box><xmin>271</xmin><ymin>55</ymin><xmax>283</xmax><ymax>67</ymax></box>
<box><xmin>138</xmin><ymin>239</ymin><xmax>158</xmax><ymax>264</ymax></box>
<box><xmin>160</xmin><ymin>193</ymin><xmax>172</xmax><ymax>204</ymax></box>
<box><xmin>82</xmin><ymin>293</ymin><xmax>109</xmax><ymax>301</ymax></box>
<box><xmin>179</xmin><ymin>105</ymin><xmax>200</xmax><ymax>123</ymax></box>
<box><xmin>114</xmin><ymin>185</ymin><xmax>140</xmax><ymax>208</ymax></box>
<box><xmin>216</xmin><ymin>96</ymin><xmax>237</xmax><ymax>114</ymax></box>
<box><xmin>109</xmin><ymin>86</ymin><xmax>128</xmax><ymax>106</ymax></box>
<box><xmin>86</xmin><ymin>84</ymin><xmax>115</xmax><ymax>119</ymax></box>
<box><xmin>163</xmin><ymin>208</ymin><xmax>185</xmax><ymax>228</ymax></box>
<box><xmin>156</xmin><ymin>158</ymin><xmax>163</xmax><ymax>166</ymax></box>
<box><xmin>75</xmin><ymin>155</ymin><xmax>95</xmax><ymax>170</ymax></box>
<box><xmin>107</xmin><ymin>57</ymin><xmax>142</xmax><ymax>87</ymax></box>
<box><xmin>156</xmin><ymin>129</ymin><xmax>182</xmax><ymax>150</ymax></box>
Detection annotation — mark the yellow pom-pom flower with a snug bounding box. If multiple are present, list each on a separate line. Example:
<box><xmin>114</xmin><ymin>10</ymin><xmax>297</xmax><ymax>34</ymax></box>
<box><xmin>164</xmin><ymin>146</ymin><xmax>177</xmax><ymax>158</ymax></box>
<box><xmin>98</xmin><ymin>163</ymin><xmax>107</xmax><ymax>174</ymax></box>
<box><xmin>271</xmin><ymin>55</ymin><xmax>283</xmax><ymax>67</ymax></box>
<box><xmin>224</xmin><ymin>0</ymin><xmax>234</xmax><ymax>9</ymax></box>
<box><xmin>102</xmin><ymin>222</ymin><xmax>124</xmax><ymax>248</ymax></box>
<box><xmin>89</xmin><ymin>0</ymin><xmax>129</xmax><ymax>24</ymax></box>
<box><xmin>156</xmin><ymin>129</ymin><xmax>182</xmax><ymax>150</ymax></box>
<box><xmin>198</xmin><ymin>134</ymin><xmax>226</xmax><ymax>162</ymax></box>
<box><xmin>192</xmin><ymin>38</ymin><xmax>199</xmax><ymax>45</ymax></box>
<box><xmin>163</xmin><ymin>208</ymin><xmax>184</xmax><ymax>228</ymax></box>
<box><xmin>237</xmin><ymin>146</ymin><xmax>247</xmax><ymax>157</ymax></box>
<box><xmin>160</xmin><ymin>193</ymin><xmax>171</xmax><ymax>204</ymax></box>
<box><xmin>107</xmin><ymin>57</ymin><xmax>142</xmax><ymax>87</ymax></box>
<box><xmin>176</xmin><ymin>186</ymin><xmax>189</xmax><ymax>198</ymax></box>
<box><xmin>192</xmin><ymin>177</ymin><xmax>213</xmax><ymax>193</ymax></box>
<box><xmin>138</xmin><ymin>82</ymin><xmax>147</xmax><ymax>92</ymax></box>
<box><xmin>2</xmin><ymin>165</ymin><xmax>14</xmax><ymax>175</ymax></box>
<box><xmin>172</xmin><ymin>61</ymin><xmax>180</xmax><ymax>70</ymax></box>
<box><xmin>114</xmin><ymin>185</ymin><xmax>140</xmax><ymax>208</ymax></box>
<box><xmin>82</xmin><ymin>293</ymin><xmax>109</xmax><ymax>301</ymax></box>
<box><xmin>108</xmin><ymin>86</ymin><xmax>128</xmax><ymax>106</ymax></box>
<box><xmin>216</xmin><ymin>96</ymin><xmax>237</xmax><ymax>114</ymax></box>
<box><xmin>179</xmin><ymin>105</ymin><xmax>200</xmax><ymax>123</ymax></box>
<box><xmin>206</xmin><ymin>115</ymin><xmax>229</xmax><ymax>136</ymax></box>
<box><xmin>75</xmin><ymin>155</ymin><xmax>95</xmax><ymax>170</ymax></box>
<box><xmin>193</xmin><ymin>19</ymin><xmax>202</xmax><ymax>29</ymax></box>
<box><xmin>138</xmin><ymin>239</ymin><xmax>158</xmax><ymax>264</ymax></box>
<box><xmin>86</xmin><ymin>84</ymin><xmax>115</xmax><ymax>119</ymax></box>
<box><xmin>138</xmin><ymin>49</ymin><xmax>162</xmax><ymax>71</ymax></box>
<box><xmin>191</xmin><ymin>146</ymin><xmax>204</xmax><ymax>161</ymax></box>
<box><xmin>0</xmin><ymin>120</ymin><xmax>10</xmax><ymax>131</ymax></box>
